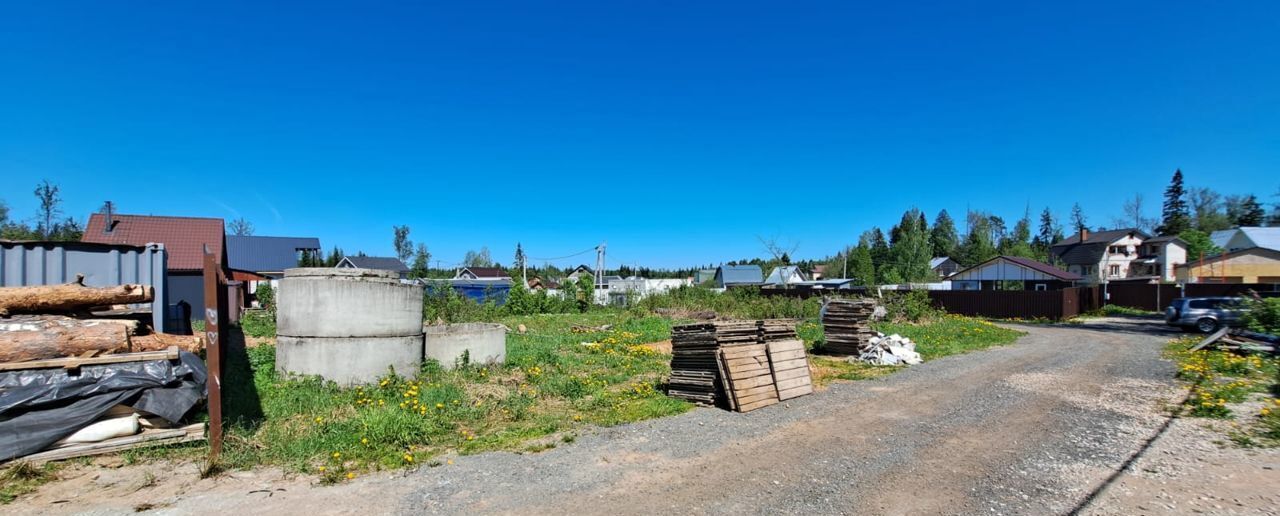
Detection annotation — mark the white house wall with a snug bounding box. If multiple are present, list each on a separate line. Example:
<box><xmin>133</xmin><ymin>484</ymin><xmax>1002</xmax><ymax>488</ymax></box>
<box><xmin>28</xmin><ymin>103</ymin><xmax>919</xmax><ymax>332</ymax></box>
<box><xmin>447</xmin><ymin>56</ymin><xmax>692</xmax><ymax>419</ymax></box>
<box><xmin>951</xmin><ymin>260</ymin><xmax>1058</xmax><ymax>281</ymax></box>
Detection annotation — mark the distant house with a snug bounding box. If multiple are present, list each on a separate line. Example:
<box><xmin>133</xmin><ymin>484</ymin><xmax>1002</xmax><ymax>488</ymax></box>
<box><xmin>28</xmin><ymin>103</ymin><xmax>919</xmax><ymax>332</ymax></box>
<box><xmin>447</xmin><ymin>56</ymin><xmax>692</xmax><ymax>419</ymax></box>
<box><xmin>714</xmin><ymin>264</ymin><xmax>763</xmax><ymax>287</ymax></box>
<box><xmin>1126</xmin><ymin>236</ymin><xmax>1187</xmax><ymax>283</ymax></box>
<box><xmin>82</xmin><ymin>211</ymin><xmax>225</xmax><ymax>323</ymax></box>
<box><xmin>949</xmin><ymin>255</ymin><xmax>1082</xmax><ymax>291</ymax></box>
<box><xmin>1050</xmin><ymin>228</ymin><xmax>1151</xmax><ymax>284</ymax></box>
<box><xmin>764</xmin><ymin>265</ymin><xmax>809</xmax><ymax>285</ymax></box>
<box><xmin>810</xmin><ymin>265</ymin><xmax>827</xmax><ymax>281</ymax></box>
<box><xmin>226</xmin><ymin>235</ymin><xmax>322</xmax><ymax>279</ymax></box>
<box><xmin>455</xmin><ymin>267</ymin><xmax>510</xmax><ymax>280</ymax></box>
<box><xmin>1210</xmin><ymin>227</ymin><xmax>1280</xmax><ymax>254</ymax></box>
<box><xmin>1176</xmin><ymin>248</ymin><xmax>1280</xmax><ymax>284</ymax></box>
<box><xmin>526</xmin><ymin>277</ymin><xmax>561</xmax><ymax>290</ymax></box>
<box><xmin>336</xmin><ymin>256</ymin><xmax>410</xmax><ymax>279</ymax></box>
<box><xmin>930</xmin><ymin>257</ymin><xmax>961</xmax><ymax>278</ymax></box>
<box><xmin>566</xmin><ymin>265</ymin><xmax>594</xmax><ymax>283</ymax></box>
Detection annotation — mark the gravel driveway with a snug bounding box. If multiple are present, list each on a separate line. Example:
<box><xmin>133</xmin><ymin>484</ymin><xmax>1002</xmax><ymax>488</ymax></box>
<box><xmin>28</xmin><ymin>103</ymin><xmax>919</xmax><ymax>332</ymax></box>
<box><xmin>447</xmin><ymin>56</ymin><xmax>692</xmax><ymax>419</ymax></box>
<box><xmin>16</xmin><ymin>317</ymin><xmax>1217</xmax><ymax>515</ymax></box>
<box><xmin>396</xmin><ymin>317</ymin><xmax>1181</xmax><ymax>515</ymax></box>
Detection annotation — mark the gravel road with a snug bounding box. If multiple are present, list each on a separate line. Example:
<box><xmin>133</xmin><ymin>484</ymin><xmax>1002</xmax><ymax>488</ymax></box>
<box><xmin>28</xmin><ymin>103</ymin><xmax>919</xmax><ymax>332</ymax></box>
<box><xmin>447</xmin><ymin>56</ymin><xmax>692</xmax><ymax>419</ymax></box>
<box><xmin>21</xmin><ymin>317</ymin><xmax>1250</xmax><ymax>516</ymax></box>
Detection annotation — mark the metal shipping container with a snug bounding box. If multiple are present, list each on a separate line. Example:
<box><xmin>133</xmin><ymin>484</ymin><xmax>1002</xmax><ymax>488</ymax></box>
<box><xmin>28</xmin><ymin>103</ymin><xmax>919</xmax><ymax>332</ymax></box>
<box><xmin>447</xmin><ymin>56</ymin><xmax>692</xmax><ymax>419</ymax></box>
<box><xmin>0</xmin><ymin>241</ymin><xmax>170</xmax><ymax>332</ymax></box>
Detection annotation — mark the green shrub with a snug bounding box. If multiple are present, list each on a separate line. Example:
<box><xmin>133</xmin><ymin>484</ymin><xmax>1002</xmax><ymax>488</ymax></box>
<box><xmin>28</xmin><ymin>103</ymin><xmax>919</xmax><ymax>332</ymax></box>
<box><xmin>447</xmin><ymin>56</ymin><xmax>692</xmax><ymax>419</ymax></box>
<box><xmin>255</xmin><ymin>283</ymin><xmax>275</xmax><ymax>312</ymax></box>
<box><xmin>1242</xmin><ymin>296</ymin><xmax>1280</xmax><ymax>334</ymax></box>
<box><xmin>240</xmin><ymin>310</ymin><xmax>276</xmax><ymax>338</ymax></box>
<box><xmin>880</xmin><ymin>290</ymin><xmax>939</xmax><ymax>323</ymax></box>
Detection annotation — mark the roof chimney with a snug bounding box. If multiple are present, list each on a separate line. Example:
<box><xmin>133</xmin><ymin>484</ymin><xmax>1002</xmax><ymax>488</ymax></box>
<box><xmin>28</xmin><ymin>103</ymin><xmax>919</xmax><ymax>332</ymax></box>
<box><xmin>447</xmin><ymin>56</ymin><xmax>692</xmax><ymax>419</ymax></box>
<box><xmin>1079</xmin><ymin>228</ymin><xmax>1088</xmax><ymax>243</ymax></box>
<box><xmin>102</xmin><ymin>201</ymin><xmax>115</xmax><ymax>234</ymax></box>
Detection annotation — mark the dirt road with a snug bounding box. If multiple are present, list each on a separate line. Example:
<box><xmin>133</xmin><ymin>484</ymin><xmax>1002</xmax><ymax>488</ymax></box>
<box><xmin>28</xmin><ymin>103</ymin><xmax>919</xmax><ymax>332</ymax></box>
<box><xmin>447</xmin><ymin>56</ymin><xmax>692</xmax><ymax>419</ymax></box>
<box><xmin>14</xmin><ymin>318</ymin><xmax>1277</xmax><ymax>515</ymax></box>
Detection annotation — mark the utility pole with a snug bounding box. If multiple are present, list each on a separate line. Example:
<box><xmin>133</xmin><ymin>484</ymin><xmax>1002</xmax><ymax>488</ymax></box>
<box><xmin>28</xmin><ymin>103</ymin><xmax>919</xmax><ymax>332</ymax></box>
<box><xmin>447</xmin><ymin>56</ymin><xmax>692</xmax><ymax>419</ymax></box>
<box><xmin>595</xmin><ymin>241</ymin><xmax>607</xmax><ymax>288</ymax></box>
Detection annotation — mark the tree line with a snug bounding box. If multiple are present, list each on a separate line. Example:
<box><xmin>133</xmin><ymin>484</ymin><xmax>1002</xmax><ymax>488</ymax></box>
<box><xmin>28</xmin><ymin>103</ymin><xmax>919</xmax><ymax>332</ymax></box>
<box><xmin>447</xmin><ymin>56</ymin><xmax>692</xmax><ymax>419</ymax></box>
<box><xmin>814</xmin><ymin>170</ymin><xmax>1278</xmax><ymax>286</ymax></box>
<box><xmin>0</xmin><ymin>180</ymin><xmax>84</xmax><ymax>241</ymax></box>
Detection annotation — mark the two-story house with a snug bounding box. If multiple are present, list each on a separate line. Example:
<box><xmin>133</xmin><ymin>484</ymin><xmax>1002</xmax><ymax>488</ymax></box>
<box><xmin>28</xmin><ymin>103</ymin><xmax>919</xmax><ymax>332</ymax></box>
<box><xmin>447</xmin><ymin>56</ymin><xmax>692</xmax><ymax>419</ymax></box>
<box><xmin>1049</xmin><ymin>229</ymin><xmax>1149</xmax><ymax>284</ymax></box>
<box><xmin>1126</xmin><ymin>235</ymin><xmax>1187</xmax><ymax>282</ymax></box>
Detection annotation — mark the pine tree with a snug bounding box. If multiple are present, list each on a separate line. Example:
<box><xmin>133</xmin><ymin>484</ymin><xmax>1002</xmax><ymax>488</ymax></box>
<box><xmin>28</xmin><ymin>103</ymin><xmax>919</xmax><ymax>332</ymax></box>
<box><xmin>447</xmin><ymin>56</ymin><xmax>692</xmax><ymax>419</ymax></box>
<box><xmin>1235</xmin><ymin>194</ymin><xmax>1265</xmax><ymax>226</ymax></box>
<box><xmin>1001</xmin><ymin>211</ymin><xmax>1034</xmax><ymax>258</ymax></box>
<box><xmin>1158</xmin><ymin>169</ymin><xmax>1191</xmax><ymax>235</ymax></box>
<box><xmin>1069</xmin><ymin>203</ymin><xmax>1088</xmax><ymax>233</ymax></box>
<box><xmin>930</xmin><ymin>210</ymin><xmax>959</xmax><ymax>258</ymax></box>
<box><xmin>1033</xmin><ymin>207</ymin><xmax>1058</xmax><ymax>259</ymax></box>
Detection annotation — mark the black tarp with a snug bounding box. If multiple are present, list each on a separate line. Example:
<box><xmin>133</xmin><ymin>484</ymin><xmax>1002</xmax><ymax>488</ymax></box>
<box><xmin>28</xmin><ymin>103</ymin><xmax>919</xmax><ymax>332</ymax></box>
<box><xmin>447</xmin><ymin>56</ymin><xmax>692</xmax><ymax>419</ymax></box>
<box><xmin>0</xmin><ymin>351</ymin><xmax>206</xmax><ymax>462</ymax></box>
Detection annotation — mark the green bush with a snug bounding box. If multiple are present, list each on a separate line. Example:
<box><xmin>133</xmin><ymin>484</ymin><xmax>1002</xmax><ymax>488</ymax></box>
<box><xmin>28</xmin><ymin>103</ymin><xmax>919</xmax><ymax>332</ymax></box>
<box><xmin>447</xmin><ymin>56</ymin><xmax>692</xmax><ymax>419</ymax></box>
<box><xmin>880</xmin><ymin>290</ymin><xmax>939</xmax><ymax>323</ymax></box>
<box><xmin>255</xmin><ymin>282</ymin><xmax>275</xmax><ymax>312</ymax></box>
<box><xmin>1242</xmin><ymin>296</ymin><xmax>1280</xmax><ymax>334</ymax></box>
<box><xmin>636</xmin><ymin>285</ymin><xmax>821</xmax><ymax>320</ymax></box>
<box><xmin>240</xmin><ymin>310</ymin><xmax>276</xmax><ymax>338</ymax></box>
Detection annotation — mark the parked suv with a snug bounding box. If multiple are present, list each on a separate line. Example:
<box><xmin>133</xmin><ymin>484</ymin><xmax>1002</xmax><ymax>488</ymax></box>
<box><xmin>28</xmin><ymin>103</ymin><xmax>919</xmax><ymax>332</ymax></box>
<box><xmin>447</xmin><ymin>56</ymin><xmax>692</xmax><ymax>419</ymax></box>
<box><xmin>1164</xmin><ymin>297</ymin><xmax>1247</xmax><ymax>333</ymax></box>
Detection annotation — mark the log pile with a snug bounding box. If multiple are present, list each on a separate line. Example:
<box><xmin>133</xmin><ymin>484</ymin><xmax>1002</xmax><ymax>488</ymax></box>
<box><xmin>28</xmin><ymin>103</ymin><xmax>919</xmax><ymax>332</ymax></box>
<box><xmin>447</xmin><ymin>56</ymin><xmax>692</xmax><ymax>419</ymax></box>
<box><xmin>822</xmin><ymin>299</ymin><xmax>878</xmax><ymax>355</ymax></box>
<box><xmin>0</xmin><ymin>277</ymin><xmax>200</xmax><ymax>364</ymax></box>
<box><xmin>668</xmin><ymin>319</ymin><xmax>813</xmax><ymax>411</ymax></box>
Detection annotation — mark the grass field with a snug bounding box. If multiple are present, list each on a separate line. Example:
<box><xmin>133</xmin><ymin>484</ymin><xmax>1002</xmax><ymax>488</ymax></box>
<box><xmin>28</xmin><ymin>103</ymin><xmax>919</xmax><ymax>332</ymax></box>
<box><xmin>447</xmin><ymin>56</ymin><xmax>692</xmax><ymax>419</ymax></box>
<box><xmin>1</xmin><ymin>309</ymin><xmax>1027</xmax><ymax>497</ymax></box>
<box><xmin>1165</xmin><ymin>337</ymin><xmax>1280</xmax><ymax>446</ymax></box>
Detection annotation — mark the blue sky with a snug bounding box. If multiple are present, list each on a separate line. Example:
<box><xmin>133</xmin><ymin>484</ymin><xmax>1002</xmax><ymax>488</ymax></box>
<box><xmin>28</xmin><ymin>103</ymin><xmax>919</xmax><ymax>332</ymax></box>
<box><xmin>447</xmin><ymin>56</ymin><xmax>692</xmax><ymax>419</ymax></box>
<box><xmin>1</xmin><ymin>1</ymin><xmax>1277</xmax><ymax>269</ymax></box>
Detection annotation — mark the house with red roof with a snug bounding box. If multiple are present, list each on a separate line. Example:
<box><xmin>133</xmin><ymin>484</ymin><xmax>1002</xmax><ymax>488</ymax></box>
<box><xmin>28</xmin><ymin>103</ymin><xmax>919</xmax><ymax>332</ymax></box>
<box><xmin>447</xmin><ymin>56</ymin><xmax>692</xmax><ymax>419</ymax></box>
<box><xmin>82</xmin><ymin>207</ymin><xmax>225</xmax><ymax>324</ymax></box>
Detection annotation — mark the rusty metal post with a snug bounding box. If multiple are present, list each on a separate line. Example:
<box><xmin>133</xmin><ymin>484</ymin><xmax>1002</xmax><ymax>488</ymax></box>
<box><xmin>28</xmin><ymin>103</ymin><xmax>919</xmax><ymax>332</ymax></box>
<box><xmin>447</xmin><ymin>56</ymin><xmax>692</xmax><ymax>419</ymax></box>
<box><xmin>202</xmin><ymin>248</ymin><xmax>226</xmax><ymax>462</ymax></box>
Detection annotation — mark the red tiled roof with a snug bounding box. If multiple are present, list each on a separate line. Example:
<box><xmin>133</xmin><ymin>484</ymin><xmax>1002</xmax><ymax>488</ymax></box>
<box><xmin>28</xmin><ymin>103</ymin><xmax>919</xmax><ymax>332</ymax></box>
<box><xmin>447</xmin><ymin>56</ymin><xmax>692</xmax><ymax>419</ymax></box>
<box><xmin>82</xmin><ymin>213</ymin><xmax>225</xmax><ymax>271</ymax></box>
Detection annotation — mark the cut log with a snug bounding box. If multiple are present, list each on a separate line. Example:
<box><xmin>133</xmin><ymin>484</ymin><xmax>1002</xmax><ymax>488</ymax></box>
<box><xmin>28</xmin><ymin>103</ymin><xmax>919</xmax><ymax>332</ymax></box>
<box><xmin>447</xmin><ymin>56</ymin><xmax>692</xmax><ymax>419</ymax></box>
<box><xmin>0</xmin><ymin>275</ymin><xmax>153</xmax><ymax>317</ymax></box>
<box><xmin>132</xmin><ymin>333</ymin><xmax>203</xmax><ymax>354</ymax></box>
<box><xmin>0</xmin><ymin>315</ymin><xmax>131</xmax><ymax>362</ymax></box>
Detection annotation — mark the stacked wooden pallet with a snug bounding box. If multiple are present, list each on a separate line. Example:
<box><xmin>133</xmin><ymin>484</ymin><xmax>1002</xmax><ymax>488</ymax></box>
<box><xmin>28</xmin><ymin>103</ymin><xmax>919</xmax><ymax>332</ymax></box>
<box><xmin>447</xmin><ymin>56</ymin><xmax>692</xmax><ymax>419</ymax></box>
<box><xmin>668</xmin><ymin>321</ymin><xmax>760</xmax><ymax>405</ymax></box>
<box><xmin>668</xmin><ymin>320</ymin><xmax>814</xmax><ymax>411</ymax></box>
<box><xmin>668</xmin><ymin>323</ymin><xmax>721</xmax><ymax>404</ymax></box>
<box><xmin>760</xmin><ymin>319</ymin><xmax>798</xmax><ymax>342</ymax></box>
<box><xmin>822</xmin><ymin>299</ymin><xmax>878</xmax><ymax>355</ymax></box>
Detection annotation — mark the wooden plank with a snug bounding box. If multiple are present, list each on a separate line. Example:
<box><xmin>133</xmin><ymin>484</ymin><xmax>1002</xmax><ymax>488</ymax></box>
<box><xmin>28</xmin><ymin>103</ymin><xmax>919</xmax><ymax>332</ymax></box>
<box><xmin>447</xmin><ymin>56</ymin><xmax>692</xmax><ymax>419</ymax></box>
<box><xmin>766</xmin><ymin>349</ymin><xmax>807</xmax><ymax>362</ymax></box>
<box><xmin>724</xmin><ymin>356</ymin><xmax>770</xmax><ymax>368</ymax></box>
<box><xmin>735</xmin><ymin>389</ymin><xmax>779</xmax><ymax>405</ymax></box>
<box><xmin>769</xmin><ymin>358</ymin><xmax>809</xmax><ymax>371</ymax></box>
<box><xmin>772</xmin><ymin>366</ymin><xmax>811</xmax><ymax>381</ymax></box>
<box><xmin>715</xmin><ymin>349</ymin><xmax>737</xmax><ymax>411</ymax></box>
<box><xmin>766</xmin><ymin>339</ymin><xmax>805</xmax><ymax>353</ymax></box>
<box><xmin>727</xmin><ymin>374</ymin><xmax>777</xmax><ymax>389</ymax></box>
<box><xmin>732</xmin><ymin>382</ymin><xmax>779</xmax><ymax>396</ymax></box>
<box><xmin>0</xmin><ymin>347</ymin><xmax>179</xmax><ymax>372</ymax></box>
<box><xmin>778</xmin><ymin>385</ymin><xmax>814</xmax><ymax>401</ymax></box>
<box><xmin>774</xmin><ymin>376</ymin><xmax>811</xmax><ymax>391</ymax></box>
<box><xmin>721</xmin><ymin>346</ymin><xmax>768</xmax><ymax>360</ymax></box>
<box><xmin>1189</xmin><ymin>328</ymin><xmax>1228</xmax><ymax>351</ymax></box>
<box><xmin>737</xmin><ymin>397</ymin><xmax>779</xmax><ymax>412</ymax></box>
<box><xmin>15</xmin><ymin>423</ymin><xmax>205</xmax><ymax>465</ymax></box>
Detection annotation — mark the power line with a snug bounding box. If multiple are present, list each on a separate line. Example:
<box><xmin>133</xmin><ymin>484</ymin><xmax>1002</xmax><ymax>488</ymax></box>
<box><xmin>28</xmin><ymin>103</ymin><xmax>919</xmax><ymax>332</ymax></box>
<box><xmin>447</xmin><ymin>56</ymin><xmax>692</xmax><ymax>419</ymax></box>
<box><xmin>528</xmin><ymin>246</ymin><xmax>598</xmax><ymax>262</ymax></box>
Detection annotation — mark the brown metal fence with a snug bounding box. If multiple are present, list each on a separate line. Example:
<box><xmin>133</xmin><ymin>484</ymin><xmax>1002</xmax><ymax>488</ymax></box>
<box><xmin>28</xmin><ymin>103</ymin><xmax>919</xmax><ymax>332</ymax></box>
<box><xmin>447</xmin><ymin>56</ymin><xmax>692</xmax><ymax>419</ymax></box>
<box><xmin>1104</xmin><ymin>283</ymin><xmax>1280</xmax><ymax>311</ymax></box>
<box><xmin>927</xmin><ymin>289</ymin><xmax>1085</xmax><ymax>320</ymax></box>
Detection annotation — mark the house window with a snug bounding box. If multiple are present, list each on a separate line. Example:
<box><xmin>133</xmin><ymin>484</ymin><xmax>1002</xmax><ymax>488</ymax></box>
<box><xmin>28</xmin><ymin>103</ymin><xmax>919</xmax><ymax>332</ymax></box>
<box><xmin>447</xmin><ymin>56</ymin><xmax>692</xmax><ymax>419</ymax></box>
<box><xmin>1109</xmin><ymin>264</ymin><xmax>1120</xmax><ymax>277</ymax></box>
<box><xmin>1034</xmin><ymin>283</ymin><xmax>1048</xmax><ymax>291</ymax></box>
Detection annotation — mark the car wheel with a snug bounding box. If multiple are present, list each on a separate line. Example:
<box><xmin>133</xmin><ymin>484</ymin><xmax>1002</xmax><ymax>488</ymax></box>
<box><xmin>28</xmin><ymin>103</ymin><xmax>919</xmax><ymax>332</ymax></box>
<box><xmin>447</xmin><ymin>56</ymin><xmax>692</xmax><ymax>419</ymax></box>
<box><xmin>1195</xmin><ymin>318</ymin><xmax>1219</xmax><ymax>333</ymax></box>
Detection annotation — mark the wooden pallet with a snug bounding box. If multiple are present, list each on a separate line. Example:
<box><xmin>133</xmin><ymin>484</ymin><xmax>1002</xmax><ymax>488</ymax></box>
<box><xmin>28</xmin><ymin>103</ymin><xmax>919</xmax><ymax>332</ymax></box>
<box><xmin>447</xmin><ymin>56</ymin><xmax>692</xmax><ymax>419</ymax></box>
<box><xmin>767</xmin><ymin>339</ymin><xmax>813</xmax><ymax>400</ymax></box>
<box><xmin>719</xmin><ymin>344</ymin><xmax>779</xmax><ymax>412</ymax></box>
<box><xmin>12</xmin><ymin>423</ymin><xmax>205</xmax><ymax>465</ymax></box>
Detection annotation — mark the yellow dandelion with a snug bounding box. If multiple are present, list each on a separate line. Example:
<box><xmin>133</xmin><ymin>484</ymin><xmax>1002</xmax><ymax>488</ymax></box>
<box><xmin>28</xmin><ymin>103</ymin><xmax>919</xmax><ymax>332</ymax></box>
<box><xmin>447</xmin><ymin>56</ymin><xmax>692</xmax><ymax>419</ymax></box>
<box><xmin>346</xmin><ymin>472</ymin><xmax>356</xmax><ymax>479</ymax></box>
<box><xmin>332</xmin><ymin>451</ymin><xmax>342</xmax><ymax>459</ymax></box>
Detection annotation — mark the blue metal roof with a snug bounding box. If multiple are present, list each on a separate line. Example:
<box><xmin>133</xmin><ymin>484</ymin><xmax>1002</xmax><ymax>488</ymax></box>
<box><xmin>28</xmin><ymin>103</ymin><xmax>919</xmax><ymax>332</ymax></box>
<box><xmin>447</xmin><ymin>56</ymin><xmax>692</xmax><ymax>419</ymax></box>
<box><xmin>716</xmin><ymin>264</ymin><xmax>763</xmax><ymax>285</ymax></box>
<box><xmin>341</xmin><ymin>255</ymin><xmax>409</xmax><ymax>272</ymax></box>
<box><xmin>226</xmin><ymin>235</ymin><xmax>321</xmax><ymax>273</ymax></box>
